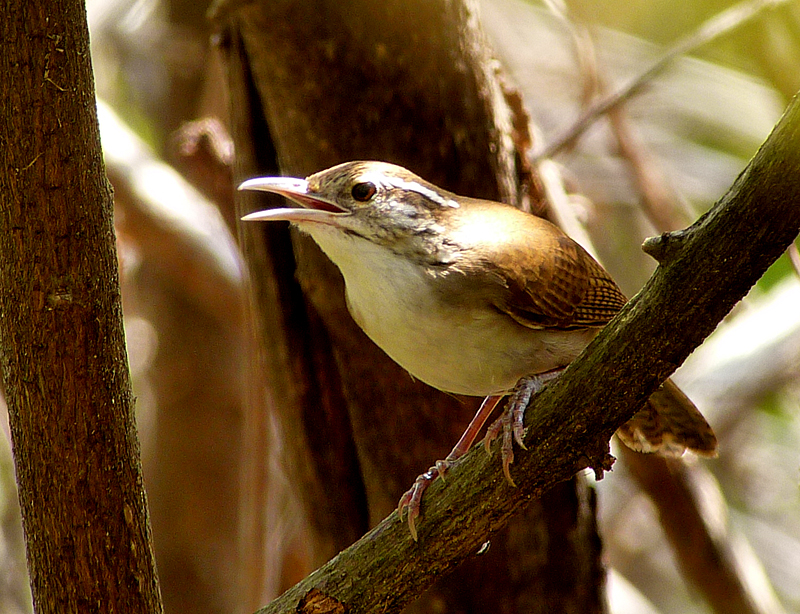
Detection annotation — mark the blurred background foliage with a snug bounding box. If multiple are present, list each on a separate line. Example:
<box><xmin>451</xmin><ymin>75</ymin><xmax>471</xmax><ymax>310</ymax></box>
<box><xmin>1</xmin><ymin>0</ymin><xmax>799</xmax><ymax>613</ymax></box>
<box><xmin>571</xmin><ymin>0</ymin><xmax>800</xmax><ymax>96</ymax></box>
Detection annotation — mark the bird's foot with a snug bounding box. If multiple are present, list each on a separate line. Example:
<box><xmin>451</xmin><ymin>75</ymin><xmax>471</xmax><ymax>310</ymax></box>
<box><xmin>398</xmin><ymin>460</ymin><xmax>453</xmax><ymax>541</ymax></box>
<box><xmin>397</xmin><ymin>395</ymin><xmax>504</xmax><ymax>540</ymax></box>
<box><xmin>482</xmin><ymin>369</ymin><xmax>564</xmax><ymax>485</ymax></box>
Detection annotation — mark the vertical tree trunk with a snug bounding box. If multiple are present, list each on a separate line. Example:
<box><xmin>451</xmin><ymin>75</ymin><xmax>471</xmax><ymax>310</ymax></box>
<box><xmin>0</xmin><ymin>2</ymin><xmax>163</xmax><ymax>612</ymax></box>
<box><xmin>217</xmin><ymin>0</ymin><xmax>607</xmax><ymax>610</ymax></box>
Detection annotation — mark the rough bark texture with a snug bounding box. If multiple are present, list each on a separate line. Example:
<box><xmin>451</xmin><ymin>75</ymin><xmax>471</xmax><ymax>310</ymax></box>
<box><xmin>245</xmin><ymin>91</ymin><xmax>800</xmax><ymax>614</ymax></box>
<box><xmin>216</xmin><ymin>0</ymin><xmax>606</xmax><ymax>611</ymax></box>
<box><xmin>0</xmin><ymin>2</ymin><xmax>163</xmax><ymax>612</ymax></box>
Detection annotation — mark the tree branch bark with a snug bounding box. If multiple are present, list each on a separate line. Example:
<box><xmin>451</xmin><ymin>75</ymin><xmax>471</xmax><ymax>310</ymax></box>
<box><xmin>253</xmin><ymin>92</ymin><xmax>800</xmax><ymax>614</ymax></box>
<box><xmin>0</xmin><ymin>2</ymin><xmax>163</xmax><ymax>612</ymax></box>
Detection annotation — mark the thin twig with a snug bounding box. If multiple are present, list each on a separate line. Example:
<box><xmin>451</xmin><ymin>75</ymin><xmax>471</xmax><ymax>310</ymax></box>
<box><xmin>606</xmin><ymin>94</ymin><xmax>694</xmax><ymax>232</ymax></box>
<box><xmin>536</xmin><ymin>0</ymin><xmax>789</xmax><ymax>160</ymax></box>
<box><xmin>545</xmin><ymin>1</ymin><xmax>693</xmax><ymax>231</ymax></box>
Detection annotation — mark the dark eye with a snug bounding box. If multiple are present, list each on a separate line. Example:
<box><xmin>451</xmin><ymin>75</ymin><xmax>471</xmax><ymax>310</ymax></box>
<box><xmin>351</xmin><ymin>182</ymin><xmax>377</xmax><ymax>202</ymax></box>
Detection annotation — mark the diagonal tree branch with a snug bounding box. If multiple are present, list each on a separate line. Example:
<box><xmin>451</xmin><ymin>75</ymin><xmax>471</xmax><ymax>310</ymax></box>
<box><xmin>252</xmin><ymin>91</ymin><xmax>800</xmax><ymax>614</ymax></box>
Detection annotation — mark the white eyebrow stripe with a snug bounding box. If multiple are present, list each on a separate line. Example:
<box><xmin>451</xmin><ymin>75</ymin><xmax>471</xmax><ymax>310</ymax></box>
<box><xmin>388</xmin><ymin>178</ymin><xmax>460</xmax><ymax>208</ymax></box>
<box><xmin>360</xmin><ymin>172</ymin><xmax>460</xmax><ymax>208</ymax></box>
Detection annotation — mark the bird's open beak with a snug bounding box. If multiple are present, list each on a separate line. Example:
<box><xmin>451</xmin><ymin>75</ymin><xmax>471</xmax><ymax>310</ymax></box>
<box><xmin>238</xmin><ymin>177</ymin><xmax>348</xmax><ymax>224</ymax></box>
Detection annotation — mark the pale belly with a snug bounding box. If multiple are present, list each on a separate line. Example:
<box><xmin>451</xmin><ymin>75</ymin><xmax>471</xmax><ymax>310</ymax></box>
<box><xmin>357</xmin><ymin>302</ymin><xmax>596</xmax><ymax>396</ymax></box>
<box><xmin>332</xmin><ymin>243</ymin><xmax>595</xmax><ymax>396</ymax></box>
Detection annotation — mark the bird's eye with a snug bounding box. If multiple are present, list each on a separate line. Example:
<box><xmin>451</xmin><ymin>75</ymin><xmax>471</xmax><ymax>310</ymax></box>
<box><xmin>351</xmin><ymin>182</ymin><xmax>377</xmax><ymax>202</ymax></box>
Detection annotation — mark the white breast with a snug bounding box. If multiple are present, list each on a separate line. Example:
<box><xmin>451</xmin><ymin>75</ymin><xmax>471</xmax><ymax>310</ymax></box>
<box><xmin>306</xmin><ymin>225</ymin><xmax>594</xmax><ymax>396</ymax></box>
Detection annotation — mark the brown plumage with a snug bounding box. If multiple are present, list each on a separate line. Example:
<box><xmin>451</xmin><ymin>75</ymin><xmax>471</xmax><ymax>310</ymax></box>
<box><xmin>484</xmin><ymin>227</ymin><xmax>627</xmax><ymax>330</ymax></box>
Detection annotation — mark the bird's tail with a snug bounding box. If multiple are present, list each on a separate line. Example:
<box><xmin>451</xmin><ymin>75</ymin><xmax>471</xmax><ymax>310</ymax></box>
<box><xmin>616</xmin><ymin>379</ymin><xmax>718</xmax><ymax>457</ymax></box>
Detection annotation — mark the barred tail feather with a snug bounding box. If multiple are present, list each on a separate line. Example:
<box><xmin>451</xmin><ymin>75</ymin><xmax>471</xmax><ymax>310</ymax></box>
<box><xmin>616</xmin><ymin>379</ymin><xmax>717</xmax><ymax>458</ymax></box>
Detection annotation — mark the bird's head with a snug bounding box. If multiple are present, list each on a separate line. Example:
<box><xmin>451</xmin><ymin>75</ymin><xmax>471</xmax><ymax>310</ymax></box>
<box><xmin>239</xmin><ymin>161</ymin><xmax>463</xmax><ymax>264</ymax></box>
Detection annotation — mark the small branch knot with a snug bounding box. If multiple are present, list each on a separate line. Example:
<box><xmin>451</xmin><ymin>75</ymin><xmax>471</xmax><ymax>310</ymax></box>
<box><xmin>589</xmin><ymin>453</ymin><xmax>616</xmax><ymax>481</ymax></box>
<box><xmin>642</xmin><ymin>229</ymin><xmax>690</xmax><ymax>263</ymax></box>
<box><xmin>575</xmin><ymin>446</ymin><xmax>615</xmax><ymax>481</ymax></box>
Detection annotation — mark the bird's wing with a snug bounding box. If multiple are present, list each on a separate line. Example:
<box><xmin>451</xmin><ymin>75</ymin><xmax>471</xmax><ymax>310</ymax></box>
<box><xmin>452</xmin><ymin>207</ymin><xmax>627</xmax><ymax>330</ymax></box>
<box><xmin>495</xmin><ymin>234</ymin><xmax>626</xmax><ymax>330</ymax></box>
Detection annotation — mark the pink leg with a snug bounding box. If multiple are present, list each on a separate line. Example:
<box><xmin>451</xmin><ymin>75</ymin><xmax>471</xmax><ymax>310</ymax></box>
<box><xmin>444</xmin><ymin>394</ymin><xmax>504</xmax><ymax>464</ymax></box>
<box><xmin>398</xmin><ymin>394</ymin><xmax>504</xmax><ymax>540</ymax></box>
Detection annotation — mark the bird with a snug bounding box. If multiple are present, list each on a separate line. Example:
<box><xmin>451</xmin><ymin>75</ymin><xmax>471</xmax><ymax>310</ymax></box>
<box><xmin>239</xmin><ymin>160</ymin><xmax>717</xmax><ymax>539</ymax></box>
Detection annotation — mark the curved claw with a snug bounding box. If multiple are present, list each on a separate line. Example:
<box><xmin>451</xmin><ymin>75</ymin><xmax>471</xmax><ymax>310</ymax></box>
<box><xmin>512</xmin><ymin>407</ymin><xmax>528</xmax><ymax>451</ymax></box>
<box><xmin>435</xmin><ymin>459</ymin><xmax>452</xmax><ymax>483</ymax></box>
<box><xmin>398</xmin><ymin>466</ymin><xmax>442</xmax><ymax>541</ymax></box>
<box><xmin>500</xmin><ymin>409</ymin><xmax>517</xmax><ymax>487</ymax></box>
<box><xmin>398</xmin><ymin>485</ymin><xmax>422</xmax><ymax>541</ymax></box>
<box><xmin>484</xmin><ymin>403</ymin><xmax>520</xmax><ymax>486</ymax></box>
<box><xmin>483</xmin><ymin>418</ymin><xmax>502</xmax><ymax>453</ymax></box>
<box><xmin>397</xmin><ymin>488</ymin><xmax>412</xmax><ymax>517</ymax></box>
<box><xmin>507</xmin><ymin>382</ymin><xmax>534</xmax><ymax>453</ymax></box>
<box><xmin>502</xmin><ymin>453</ymin><xmax>517</xmax><ymax>487</ymax></box>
